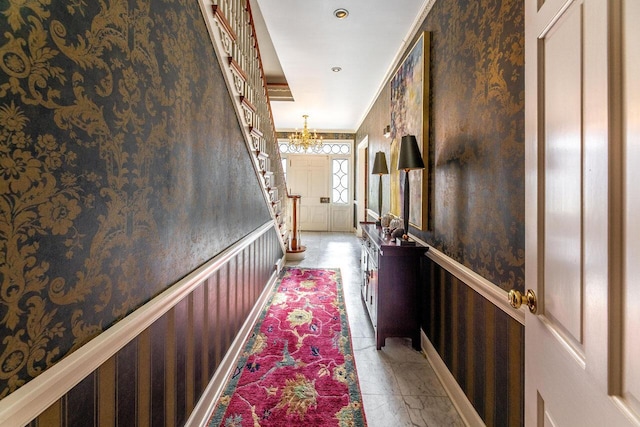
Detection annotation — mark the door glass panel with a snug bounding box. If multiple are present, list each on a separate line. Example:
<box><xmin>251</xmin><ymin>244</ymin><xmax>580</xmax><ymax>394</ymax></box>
<box><xmin>332</xmin><ymin>159</ymin><xmax>349</xmax><ymax>204</ymax></box>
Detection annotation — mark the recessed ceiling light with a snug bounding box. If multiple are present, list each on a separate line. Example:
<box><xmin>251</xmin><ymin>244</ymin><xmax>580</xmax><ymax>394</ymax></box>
<box><xmin>331</xmin><ymin>66</ymin><xmax>342</xmax><ymax>72</ymax></box>
<box><xmin>334</xmin><ymin>8</ymin><xmax>349</xmax><ymax>19</ymax></box>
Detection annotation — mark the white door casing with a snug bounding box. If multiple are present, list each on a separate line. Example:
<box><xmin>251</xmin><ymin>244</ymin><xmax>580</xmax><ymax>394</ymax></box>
<box><xmin>524</xmin><ymin>0</ymin><xmax>639</xmax><ymax>425</ymax></box>
<box><xmin>356</xmin><ymin>136</ymin><xmax>368</xmax><ymax>236</ymax></box>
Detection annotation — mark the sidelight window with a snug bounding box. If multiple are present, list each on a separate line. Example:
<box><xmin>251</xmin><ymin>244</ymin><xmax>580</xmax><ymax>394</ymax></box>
<box><xmin>332</xmin><ymin>159</ymin><xmax>349</xmax><ymax>204</ymax></box>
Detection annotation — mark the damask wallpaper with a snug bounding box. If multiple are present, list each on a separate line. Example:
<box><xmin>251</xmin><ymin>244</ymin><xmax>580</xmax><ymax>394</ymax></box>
<box><xmin>356</xmin><ymin>2</ymin><xmax>525</xmax><ymax>422</ymax></box>
<box><xmin>0</xmin><ymin>0</ymin><xmax>272</xmax><ymax>398</ymax></box>
<box><xmin>425</xmin><ymin>0</ymin><xmax>525</xmax><ymax>291</ymax></box>
<box><xmin>357</xmin><ymin>0</ymin><xmax>524</xmax><ymax>292</ymax></box>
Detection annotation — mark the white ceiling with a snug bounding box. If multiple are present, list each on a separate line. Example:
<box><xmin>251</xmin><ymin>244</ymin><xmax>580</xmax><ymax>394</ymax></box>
<box><xmin>252</xmin><ymin>0</ymin><xmax>428</xmax><ymax>133</ymax></box>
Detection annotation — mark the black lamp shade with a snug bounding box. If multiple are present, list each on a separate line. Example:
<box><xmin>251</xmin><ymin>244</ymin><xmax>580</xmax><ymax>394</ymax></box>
<box><xmin>372</xmin><ymin>151</ymin><xmax>389</xmax><ymax>175</ymax></box>
<box><xmin>397</xmin><ymin>135</ymin><xmax>424</xmax><ymax>170</ymax></box>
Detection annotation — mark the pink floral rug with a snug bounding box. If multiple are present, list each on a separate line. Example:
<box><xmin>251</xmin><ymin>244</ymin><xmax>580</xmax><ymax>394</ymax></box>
<box><xmin>208</xmin><ymin>267</ymin><xmax>367</xmax><ymax>426</ymax></box>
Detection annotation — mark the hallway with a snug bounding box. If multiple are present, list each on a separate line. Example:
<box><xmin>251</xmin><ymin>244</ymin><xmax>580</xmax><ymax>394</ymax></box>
<box><xmin>285</xmin><ymin>232</ymin><xmax>464</xmax><ymax>426</ymax></box>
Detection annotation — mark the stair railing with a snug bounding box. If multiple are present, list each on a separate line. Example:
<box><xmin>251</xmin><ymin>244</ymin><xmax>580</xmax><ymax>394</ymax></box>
<box><xmin>198</xmin><ymin>0</ymin><xmax>290</xmax><ymax>251</ymax></box>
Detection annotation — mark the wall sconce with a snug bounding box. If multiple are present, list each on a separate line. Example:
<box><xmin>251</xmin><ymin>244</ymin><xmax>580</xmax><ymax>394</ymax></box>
<box><xmin>396</xmin><ymin>135</ymin><xmax>424</xmax><ymax>244</ymax></box>
<box><xmin>371</xmin><ymin>151</ymin><xmax>389</xmax><ymax>226</ymax></box>
<box><xmin>383</xmin><ymin>125</ymin><xmax>391</xmax><ymax>138</ymax></box>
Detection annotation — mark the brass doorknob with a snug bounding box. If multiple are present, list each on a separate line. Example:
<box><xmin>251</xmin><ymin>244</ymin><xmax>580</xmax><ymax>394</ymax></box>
<box><xmin>508</xmin><ymin>289</ymin><xmax>537</xmax><ymax>314</ymax></box>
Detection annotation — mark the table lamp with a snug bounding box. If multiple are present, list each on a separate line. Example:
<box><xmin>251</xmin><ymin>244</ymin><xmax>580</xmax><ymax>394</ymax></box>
<box><xmin>371</xmin><ymin>151</ymin><xmax>389</xmax><ymax>226</ymax></box>
<box><xmin>397</xmin><ymin>135</ymin><xmax>424</xmax><ymax>243</ymax></box>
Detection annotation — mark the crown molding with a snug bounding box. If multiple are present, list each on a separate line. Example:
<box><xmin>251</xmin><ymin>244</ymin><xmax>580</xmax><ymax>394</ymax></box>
<box><xmin>355</xmin><ymin>0</ymin><xmax>437</xmax><ymax>132</ymax></box>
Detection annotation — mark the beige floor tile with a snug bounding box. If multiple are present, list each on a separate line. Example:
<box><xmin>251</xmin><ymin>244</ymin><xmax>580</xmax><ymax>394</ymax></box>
<box><xmin>404</xmin><ymin>395</ymin><xmax>465</xmax><ymax>426</ymax></box>
<box><xmin>362</xmin><ymin>393</ymin><xmax>413</xmax><ymax>427</ymax></box>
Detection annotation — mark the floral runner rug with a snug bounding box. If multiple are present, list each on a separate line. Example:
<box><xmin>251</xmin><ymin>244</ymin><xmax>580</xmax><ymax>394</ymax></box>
<box><xmin>207</xmin><ymin>267</ymin><xmax>367</xmax><ymax>426</ymax></box>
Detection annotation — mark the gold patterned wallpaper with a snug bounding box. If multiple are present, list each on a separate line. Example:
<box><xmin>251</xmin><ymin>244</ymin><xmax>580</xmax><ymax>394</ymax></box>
<box><xmin>357</xmin><ymin>0</ymin><xmax>524</xmax><ymax>291</ymax></box>
<box><xmin>0</xmin><ymin>0</ymin><xmax>272</xmax><ymax>398</ymax></box>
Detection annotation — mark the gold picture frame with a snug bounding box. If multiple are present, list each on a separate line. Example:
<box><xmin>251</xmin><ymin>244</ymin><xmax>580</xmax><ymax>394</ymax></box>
<box><xmin>390</xmin><ymin>32</ymin><xmax>430</xmax><ymax>230</ymax></box>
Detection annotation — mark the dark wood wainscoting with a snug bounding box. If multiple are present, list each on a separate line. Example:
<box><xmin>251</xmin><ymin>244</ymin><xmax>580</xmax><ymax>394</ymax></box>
<box><xmin>421</xmin><ymin>259</ymin><xmax>524</xmax><ymax>427</ymax></box>
<box><xmin>28</xmin><ymin>226</ymin><xmax>283</xmax><ymax>427</ymax></box>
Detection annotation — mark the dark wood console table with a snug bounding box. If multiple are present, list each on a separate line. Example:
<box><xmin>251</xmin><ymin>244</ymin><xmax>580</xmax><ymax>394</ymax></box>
<box><xmin>360</xmin><ymin>223</ymin><xmax>427</xmax><ymax>350</ymax></box>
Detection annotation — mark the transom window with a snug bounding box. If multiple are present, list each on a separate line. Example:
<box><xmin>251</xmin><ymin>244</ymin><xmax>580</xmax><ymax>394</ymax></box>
<box><xmin>279</xmin><ymin>142</ymin><xmax>351</xmax><ymax>155</ymax></box>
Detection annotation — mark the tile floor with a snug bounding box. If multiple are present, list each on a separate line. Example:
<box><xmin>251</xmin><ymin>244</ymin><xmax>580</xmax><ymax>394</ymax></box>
<box><xmin>285</xmin><ymin>231</ymin><xmax>465</xmax><ymax>427</ymax></box>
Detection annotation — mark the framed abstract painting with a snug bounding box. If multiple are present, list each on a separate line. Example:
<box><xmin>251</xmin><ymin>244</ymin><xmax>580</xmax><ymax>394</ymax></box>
<box><xmin>390</xmin><ymin>32</ymin><xmax>430</xmax><ymax>230</ymax></box>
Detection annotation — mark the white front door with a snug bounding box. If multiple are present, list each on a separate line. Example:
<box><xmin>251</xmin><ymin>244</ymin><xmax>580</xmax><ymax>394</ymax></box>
<box><xmin>287</xmin><ymin>155</ymin><xmax>330</xmax><ymax>231</ymax></box>
<box><xmin>524</xmin><ymin>0</ymin><xmax>639</xmax><ymax>425</ymax></box>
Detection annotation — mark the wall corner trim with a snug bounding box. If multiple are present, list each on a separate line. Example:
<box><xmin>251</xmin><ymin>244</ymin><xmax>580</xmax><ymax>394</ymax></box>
<box><xmin>421</xmin><ymin>331</ymin><xmax>485</xmax><ymax>427</ymax></box>
<box><xmin>412</xmin><ymin>238</ymin><xmax>525</xmax><ymax>325</ymax></box>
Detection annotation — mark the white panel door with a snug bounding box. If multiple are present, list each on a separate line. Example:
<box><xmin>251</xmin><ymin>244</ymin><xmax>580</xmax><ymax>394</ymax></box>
<box><xmin>287</xmin><ymin>155</ymin><xmax>330</xmax><ymax>231</ymax></box>
<box><xmin>524</xmin><ymin>0</ymin><xmax>639</xmax><ymax>425</ymax></box>
<box><xmin>623</xmin><ymin>0</ymin><xmax>640</xmax><ymax>419</ymax></box>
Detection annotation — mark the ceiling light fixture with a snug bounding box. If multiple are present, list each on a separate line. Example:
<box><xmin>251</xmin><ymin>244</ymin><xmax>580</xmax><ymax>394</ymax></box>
<box><xmin>288</xmin><ymin>115</ymin><xmax>323</xmax><ymax>152</ymax></box>
<box><xmin>334</xmin><ymin>8</ymin><xmax>349</xmax><ymax>19</ymax></box>
<box><xmin>331</xmin><ymin>66</ymin><xmax>342</xmax><ymax>72</ymax></box>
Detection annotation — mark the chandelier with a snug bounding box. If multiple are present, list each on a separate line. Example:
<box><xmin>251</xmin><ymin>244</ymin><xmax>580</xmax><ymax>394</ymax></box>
<box><xmin>288</xmin><ymin>115</ymin><xmax>323</xmax><ymax>152</ymax></box>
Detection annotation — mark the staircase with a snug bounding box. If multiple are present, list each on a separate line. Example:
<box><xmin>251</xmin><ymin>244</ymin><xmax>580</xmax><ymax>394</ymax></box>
<box><xmin>199</xmin><ymin>0</ymin><xmax>290</xmax><ymax>252</ymax></box>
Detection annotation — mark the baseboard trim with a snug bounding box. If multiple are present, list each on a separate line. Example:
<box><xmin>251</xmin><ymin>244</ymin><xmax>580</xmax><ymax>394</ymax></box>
<box><xmin>421</xmin><ymin>330</ymin><xmax>485</xmax><ymax>427</ymax></box>
<box><xmin>186</xmin><ymin>268</ymin><xmax>280</xmax><ymax>426</ymax></box>
<box><xmin>275</xmin><ymin>254</ymin><xmax>285</xmax><ymax>274</ymax></box>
